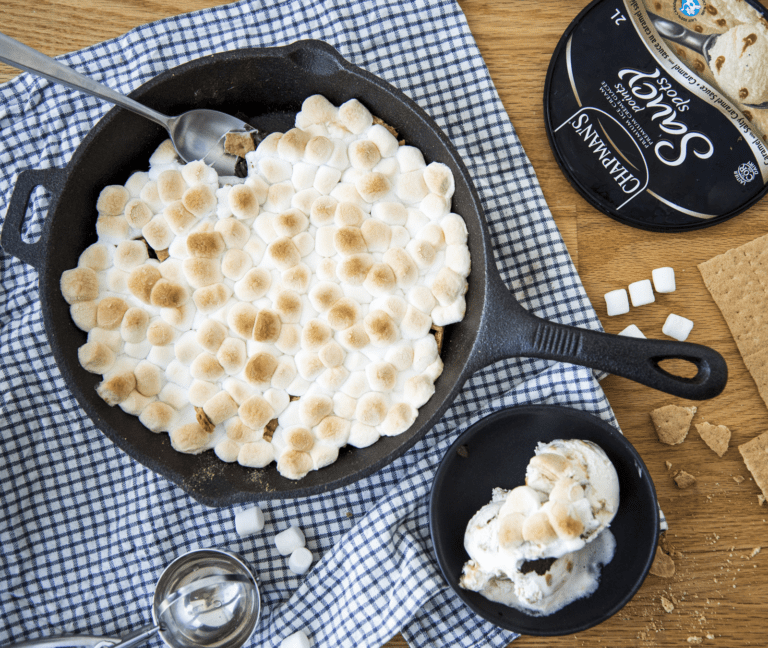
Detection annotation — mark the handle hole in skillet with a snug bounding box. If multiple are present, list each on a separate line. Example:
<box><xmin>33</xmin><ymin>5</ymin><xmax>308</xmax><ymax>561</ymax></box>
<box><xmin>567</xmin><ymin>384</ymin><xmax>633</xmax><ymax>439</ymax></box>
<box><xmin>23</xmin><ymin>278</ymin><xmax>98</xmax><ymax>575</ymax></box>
<box><xmin>656</xmin><ymin>358</ymin><xmax>700</xmax><ymax>380</ymax></box>
<box><xmin>20</xmin><ymin>185</ymin><xmax>51</xmax><ymax>244</ymax></box>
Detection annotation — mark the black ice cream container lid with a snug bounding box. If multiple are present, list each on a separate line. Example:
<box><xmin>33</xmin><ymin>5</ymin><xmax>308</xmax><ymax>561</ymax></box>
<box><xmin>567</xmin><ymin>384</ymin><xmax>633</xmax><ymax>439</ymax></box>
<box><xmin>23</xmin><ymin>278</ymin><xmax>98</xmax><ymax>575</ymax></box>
<box><xmin>544</xmin><ymin>0</ymin><xmax>768</xmax><ymax>232</ymax></box>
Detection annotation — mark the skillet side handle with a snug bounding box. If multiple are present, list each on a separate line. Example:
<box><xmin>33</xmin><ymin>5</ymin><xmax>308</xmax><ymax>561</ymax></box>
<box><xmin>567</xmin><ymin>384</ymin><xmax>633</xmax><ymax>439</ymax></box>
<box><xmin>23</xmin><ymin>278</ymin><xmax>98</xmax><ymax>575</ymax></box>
<box><xmin>1</xmin><ymin>168</ymin><xmax>66</xmax><ymax>270</ymax></box>
<box><xmin>477</xmin><ymin>279</ymin><xmax>727</xmax><ymax>400</ymax></box>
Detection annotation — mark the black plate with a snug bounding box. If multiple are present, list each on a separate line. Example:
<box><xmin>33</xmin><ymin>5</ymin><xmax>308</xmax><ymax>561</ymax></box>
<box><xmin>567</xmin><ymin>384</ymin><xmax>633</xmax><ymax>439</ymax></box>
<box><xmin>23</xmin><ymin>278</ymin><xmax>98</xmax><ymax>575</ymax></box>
<box><xmin>429</xmin><ymin>405</ymin><xmax>659</xmax><ymax>635</ymax></box>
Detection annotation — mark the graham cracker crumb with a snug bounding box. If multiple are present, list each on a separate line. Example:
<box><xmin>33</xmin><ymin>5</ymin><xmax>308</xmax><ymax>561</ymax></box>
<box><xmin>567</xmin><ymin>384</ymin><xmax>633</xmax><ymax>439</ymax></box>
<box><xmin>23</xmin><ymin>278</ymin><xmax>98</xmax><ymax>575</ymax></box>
<box><xmin>666</xmin><ymin>460</ymin><xmax>673</xmax><ymax>470</ymax></box>
<box><xmin>263</xmin><ymin>418</ymin><xmax>278</xmax><ymax>442</ymax></box>
<box><xmin>224</xmin><ymin>130</ymin><xmax>257</xmax><ymax>158</ymax></box>
<box><xmin>194</xmin><ymin>406</ymin><xmax>215</xmax><ymax>433</ymax></box>
<box><xmin>650</xmin><ymin>404</ymin><xmax>697</xmax><ymax>445</ymax></box>
<box><xmin>733</xmin><ymin>475</ymin><xmax>745</xmax><ymax>483</ymax></box>
<box><xmin>156</xmin><ymin>248</ymin><xmax>170</xmax><ymax>262</ymax></box>
<box><xmin>649</xmin><ymin>545</ymin><xmax>676</xmax><ymax>577</ymax></box>
<box><xmin>750</xmin><ymin>546</ymin><xmax>761</xmax><ymax>558</ymax></box>
<box><xmin>660</xmin><ymin>595</ymin><xmax>675</xmax><ymax>612</ymax></box>
<box><xmin>696</xmin><ymin>421</ymin><xmax>731</xmax><ymax>457</ymax></box>
<box><xmin>687</xmin><ymin>636</ymin><xmax>703</xmax><ymax>644</ymax></box>
<box><xmin>738</xmin><ymin>431</ymin><xmax>768</xmax><ymax>500</ymax></box>
<box><xmin>760</xmin><ymin>494</ymin><xmax>766</xmax><ymax>506</ymax></box>
<box><xmin>674</xmin><ymin>470</ymin><xmax>697</xmax><ymax>489</ymax></box>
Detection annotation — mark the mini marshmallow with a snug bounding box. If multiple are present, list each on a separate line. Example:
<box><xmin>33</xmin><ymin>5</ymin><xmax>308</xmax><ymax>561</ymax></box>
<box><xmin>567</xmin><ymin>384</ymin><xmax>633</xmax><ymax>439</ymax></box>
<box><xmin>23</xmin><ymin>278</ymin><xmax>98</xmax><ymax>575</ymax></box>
<box><xmin>182</xmin><ymin>185</ymin><xmax>217</xmax><ymax>218</ymax></box>
<box><xmin>423</xmin><ymin>162</ymin><xmax>455</xmax><ymax>198</ymax></box>
<box><xmin>139</xmin><ymin>181</ymin><xmax>164</xmax><ymax>213</ymax></box>
<box><xmin>663</xmin><ymin>313</ymin><xmax>694</xmax><ymax>342</ymax></box>
<box><xmin>275</xmin><ymin>324</ymin><xmax>302</xmax><ymax>355</ymax></box>
<box><xmin>97</xmin><ymin>185</ymin><xmax>130</xmax><ymax>216</ymax></box>
<box><xmin>652</xmin><ymin>267</ymin><xmax>676</xmax><ymax>293</ymax></box>
<box><xmin>147</xmin><ymin>344</ymin><xmax>176</xmax><ymax>370</ymax></box>
<box><xmin>203</xmin><ymin>390</ymin><xmax>238</xmax><ymax>425</ymax></box>
<box><xmin>395</xmin><ymin>171</ymin><xmax>429</xmax><ymax>204</ymax></box>
<box><xmin>124</xmin><ymin>339</ymin><xmax>152</xmax><ymax>360</ymax></box>
<box><xmin>604</xmin><ymin>289</ymin><xmax>630</xmax><ymax>316</ymax></box>
<box><xmin>215</xmin><ymin>439</ymin><xmax>240</xmax><ymax>463</ymax></box>
<box><xmin>372</xmin><ymin>201</ymin><xmax>407</xmax><ymax>226</ymax></box>
<box><xmin>235</xmin><ymin>506</ymin><xmax>265</xmax><ymax>537</ymax></box>
<box><xmin>292</xmin><ymin>188</ymin><xmax>321</xmax><ymax>215</ymax></box>
<box><xmin>278</xmin><ymin>128</ymin><xmax>311</xmax><ymax>162</ymax></box>
<box><xmin>189</xmin><ymin>380</ymin><xmax>219</xmax><ymax>407</ymax></box>
<box><xmin>114</xmin><ymin>240</ymin><xmax>149</xmax><ymax>272</ymax></box>
<box><xmin>217</xmin><ymin>337</ymin><xmax>247</xmax><ymax>374</ymax></box>
<box><xmin>238</xmin><ymin>440</ymin><xmax>275</xmax><ymax>468</ymax></box>
<box><xmin>356</xmin><ymin>173</ymin><xmax>391</xmax><ymax>204</ymax></box>
<box><xmin>327</xmin><ymin>140</ymin><xmax>350</xmax><ymax>170</ymax></box>
<box><xmin>124</xmin><ymin>199</ymin><xmax>154</xmax><ymax>230</ymax></box>
<box><xmin>228</xmin><ymin>184</ymin><xmax>260</xmax><ymax>219</ymax></box>
<box><xmin>288</xmin><ymin>546</ymin><xmax>314</xmax><ymax>575</ymax></box>
<box><xmin>316</xmin><ymin>226</ymin><xmax>337</xmax><ymax>258</ymax></box>
<box><xmin>619</xmin><ymin>324</ymin><xmax>646</xmax><ymax>339</ymax></box>
<box><xmin>384</xmin><ymin>248</ymin><xmax>418</xmax><ymax>288</ymax></box>
<box><xmin>431</xmin><ymin>295</ymin><xmax>465</xmax><ymax>326</ymax></box>
<box><xmin>183</xmin><ymin>256</ymin><xmax>224</xmax><ymax>289</ymax></box>
<box><xmin>157</xmin><ymin>170</ymin><xmax>186</xmax><ymax>204</ymax></box>
<box><xmin>390</xmin><ymin>226</ymin><xmax>411</xmax><ymax>249</ymax></box>
<box><xmin>628</xmin><ymin>279</ymin><xmax>655</xmax><ymax>308</ymax></box>
<box><xmin>292</xmin><ymin>163</ymin><xmax>318</xmax><ymax>191</ymax></box>
<box><xmin>221</xmin><ymin>249</ymin><xmax>253</xmax><ymax>280</ymax></box>
<box><xmin>259</xmin><ymin>157</ymin><xmax>293</xmax><ymax>184</ymax></box>
<box><xmin>305</xmin><ymin>136</ymin><xmax>334</xmax><ymax>165</ymax></box>
<box><xmin>158</xmin><ymin>383</ymin><xmax>188</xmax><ymax>410</ymax></box>
<box><xmin>96</xmin><ymin>216</ymin><xmax>130</xmax><ymax>245</ymax></box>
<box><xmin>348</xmin><ymin>421</ymin><xmax>380</xmax><ymax>448</ymax></box>
<box><xmin>235</xmin><ymin>267</ymin><xmax>272</xmax><ymax>301</ymax></box>
<box><xmin>445</xmin><ymin>244</ymin><xmax>471</xmax><ymax>276</ymax></box>
<box><xmin>337</xmin><ymin>98</ymin><xmax>373</xmax><ymax>134</ymax></box>
<box><xmin>314</xmin><ymin>166</ymin><xmax>343</xmax><ymax>195</ymax></box>
<box><xmin>280</xmin><ymin>630</ymin><xmax>311</xmax><ymax>648</ymax></box>
<box><xmin>274</xmin><ymin>525</ymin><xmax>306</xmax><ymax>556</ymax></box>
<box><xmin>166</xmin><ymin>359</ymin><xmax>193</xmax><ymax>389</ymax></box>
<box><xmin>215</xmin><ymin>218</ymin><xmax>250</xmax><ymax>249</ymax></box>
<box><xmin>125</xmin><ymin>171</ymin><xmax>149</xmax><ymax>197</ymax></box>
<box><xmin>274</xmin><ymin>209</ymin><xmax>309</xmax><ymax>238</ymax></box>
<box><xmin>264</xmin><ymin>182</ymin><xmax>295</xmax><ymax>213</ymax></box>
<box><xmin>404</xmin><ymin>374</ymin><xmax>435</xmax><ymax>408</ymax></box>
<box><xmin>368</xmin><ymin>123</ymin><xmax>399</xmax><ymax>158</ymax></box>
<box><xmin>254</xmin><ymin>212</ymin><xmax>278</xmax><ymax>244</ymax></box>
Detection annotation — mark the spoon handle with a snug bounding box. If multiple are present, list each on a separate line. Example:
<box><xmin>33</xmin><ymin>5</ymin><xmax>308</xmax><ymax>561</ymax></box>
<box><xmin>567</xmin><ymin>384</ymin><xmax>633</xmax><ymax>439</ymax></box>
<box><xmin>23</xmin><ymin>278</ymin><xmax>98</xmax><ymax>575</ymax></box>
<box><xmin>0</xmin><ymin>32</ymin><xmax>170</xmax><ymax>129</ymax></box>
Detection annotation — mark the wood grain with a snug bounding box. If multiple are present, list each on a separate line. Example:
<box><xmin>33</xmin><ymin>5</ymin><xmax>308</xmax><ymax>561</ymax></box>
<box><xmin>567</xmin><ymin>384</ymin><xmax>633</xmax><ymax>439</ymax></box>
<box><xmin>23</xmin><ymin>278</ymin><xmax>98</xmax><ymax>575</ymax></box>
<box><xmin>2</xmin><ymin>1</ymin><xmax>768</xmax><ymax>646</ymax></box>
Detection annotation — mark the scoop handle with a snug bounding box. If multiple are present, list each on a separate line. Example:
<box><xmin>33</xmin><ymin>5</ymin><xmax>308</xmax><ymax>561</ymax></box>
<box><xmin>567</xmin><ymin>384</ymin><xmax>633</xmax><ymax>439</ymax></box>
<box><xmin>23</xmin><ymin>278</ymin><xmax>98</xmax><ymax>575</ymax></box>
<box><xmin>0</xmin><ymin>32</ymin><xmax>170</xmax><ymax>128</ymax></box>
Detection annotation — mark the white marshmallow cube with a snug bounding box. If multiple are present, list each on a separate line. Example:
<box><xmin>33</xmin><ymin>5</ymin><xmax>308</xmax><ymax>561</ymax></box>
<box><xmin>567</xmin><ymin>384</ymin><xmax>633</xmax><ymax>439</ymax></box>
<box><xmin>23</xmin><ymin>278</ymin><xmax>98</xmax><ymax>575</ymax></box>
<box><xmin>288</xmin><ymin>546</ymin><xmax>314</xmax><ymax>575</ymax></box>
<box><xmin>604</xmin><ymin>289</ymin><xmax>629</xmax><ymax>316</ymax></box>
<box><xmin>235</xmin><ymin>506</ymin><xmax>265</xmax><ymax>537</ymax></box>
<box><xmin>652</xmin><ymin>267</ymin><xmax>676</xmax><ymax>293</ymax></box>
<box><xmin>628</xmin><ymin>279</ymin><xmax>655</xmax><ymax>307</ymax></box>
<box><xmin>618</xmin><ymin>324</ymin><xmax>646</xmax><ymax>339</ymax></box>
<box><xmin>280</xmin><ymin>630</ymin><xmax>310</xmax><ymax>648</ymax></box>
<box><xmin>662</xmin><ymin>313</ymin><xmax>693</xmax><ymax>341</ymax></box>
<box><xmin>275</xmin><ymin>525</ymin><xmax>305</xmax><ymax>556</ymax></box>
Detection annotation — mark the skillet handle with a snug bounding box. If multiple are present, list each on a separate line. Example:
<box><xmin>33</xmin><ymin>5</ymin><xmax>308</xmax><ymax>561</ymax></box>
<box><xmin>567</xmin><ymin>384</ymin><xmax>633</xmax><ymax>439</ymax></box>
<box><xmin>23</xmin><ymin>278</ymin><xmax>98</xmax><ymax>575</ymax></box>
<box><xmin>476</xmin><ymin>279</ymin><xmax>727</xmax><ymax>400</ymax></box>
<box><xmin>1</xmin><ymin>168</ymin><xmax>66</xmax><ymax>270</ymax></box>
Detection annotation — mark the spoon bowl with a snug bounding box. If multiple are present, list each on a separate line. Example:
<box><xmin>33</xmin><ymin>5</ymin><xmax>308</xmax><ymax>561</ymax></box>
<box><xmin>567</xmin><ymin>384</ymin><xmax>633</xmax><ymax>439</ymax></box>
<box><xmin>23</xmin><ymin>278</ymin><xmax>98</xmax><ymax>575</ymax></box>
<box><xmin>0</xmin><ymin>32</ymin><xmax>253</xmax><ymax>176</ymax></box>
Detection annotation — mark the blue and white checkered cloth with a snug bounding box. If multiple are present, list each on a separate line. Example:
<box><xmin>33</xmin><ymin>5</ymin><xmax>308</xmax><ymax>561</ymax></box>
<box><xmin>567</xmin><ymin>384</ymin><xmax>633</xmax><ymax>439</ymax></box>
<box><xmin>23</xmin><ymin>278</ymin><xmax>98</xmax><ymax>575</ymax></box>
<box><xmin>0</xmin><ymin>1</ymin><xmax>618</xmax><ymax>646</ymax></box>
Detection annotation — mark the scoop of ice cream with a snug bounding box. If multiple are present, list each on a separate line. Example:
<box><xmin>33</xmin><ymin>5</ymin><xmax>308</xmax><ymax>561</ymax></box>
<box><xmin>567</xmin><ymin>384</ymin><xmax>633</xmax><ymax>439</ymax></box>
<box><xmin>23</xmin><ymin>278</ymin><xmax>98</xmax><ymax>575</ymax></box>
<box><xmin>709</xmin><ymin>24</ymin><xmax>768</xmax><ymax>105</ymax></box>
<box><xmin>459</xmin><ymin>438</ymin><xmax>620</xmax><ymax>616</ymax></box>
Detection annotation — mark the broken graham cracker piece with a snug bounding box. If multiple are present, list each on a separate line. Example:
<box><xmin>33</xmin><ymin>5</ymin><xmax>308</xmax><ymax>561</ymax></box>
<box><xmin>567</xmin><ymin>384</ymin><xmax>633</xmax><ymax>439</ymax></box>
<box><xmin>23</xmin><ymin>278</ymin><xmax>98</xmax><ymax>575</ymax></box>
<box><xmin>224</xmin><ymin>131</ymin><xmax>257</xmax><ymax>158</ymax></box>
<box><xmin>650</xmin><ymin>404</ymin><xmax>697</xmax><ymax>445</ymax></box>
<box><xmin>649</xmin><ymin>545</ymin><xmax>676</xmax><ymax>577</ymax></box>
<box><xmin>194</xmin><ymin>406</ymin><xmax>215</xmax><ymax>434</ymax></box>
<box><xmin>699</xmin><ymin>234</ymin><xmax>768</xmax><ymax>410</ymax></box>
<box><xmin>739</xmin><ymin>430</ymin><xmax>768</xmax><ymax>501</ymax></box>
<box><xmin>674</xmin><ymin>470</ymin><xmax>697</xmax><ymax>489</ymax></box>
<box><xmin>696</xmin><ymin>422</ymin><xmax>731</xmax><ymax>457</ymax></box>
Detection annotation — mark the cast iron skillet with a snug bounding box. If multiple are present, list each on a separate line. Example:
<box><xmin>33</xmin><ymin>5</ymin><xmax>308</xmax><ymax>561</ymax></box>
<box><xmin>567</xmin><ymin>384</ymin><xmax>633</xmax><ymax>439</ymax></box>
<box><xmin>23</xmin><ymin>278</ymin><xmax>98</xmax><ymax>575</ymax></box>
<box><xmin>1</xmin><ymin>41</ymin><xmax>727</xmax><ymax>506</ymax></box>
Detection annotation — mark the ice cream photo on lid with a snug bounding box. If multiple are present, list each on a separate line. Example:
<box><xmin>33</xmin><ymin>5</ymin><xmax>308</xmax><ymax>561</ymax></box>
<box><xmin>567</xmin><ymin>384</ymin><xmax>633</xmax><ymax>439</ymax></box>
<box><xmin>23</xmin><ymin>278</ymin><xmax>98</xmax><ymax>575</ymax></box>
<box><xmin>544</xmin><ymin>0</ymin><xmax>768</xmax><ymax>231</ymax></box>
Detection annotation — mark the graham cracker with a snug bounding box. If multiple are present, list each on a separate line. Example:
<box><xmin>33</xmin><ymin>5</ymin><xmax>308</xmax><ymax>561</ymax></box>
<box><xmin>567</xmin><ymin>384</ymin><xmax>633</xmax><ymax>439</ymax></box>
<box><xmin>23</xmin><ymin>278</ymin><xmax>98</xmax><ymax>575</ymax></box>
<box><xmin>738</xmin><ymin>431</ymin><xmax>768</xmax><ymax>501</ymax></box>
<box><xmin>673</xmin><ymin>470</ymin><xmax>696</xmax><ymax>489</ymax></box>
<box><xmin>695</xmin><ymin>422</ymin><xmax>731</xmax><ymax>457</ymax></box>
<box><xmin>699</xmin><ymin>234</ymin><xmax>768</xmax><ymax>409</ymax></box>
<box><xmin>650</xmin><ymin>404</ymin><xmax>697</xmax><ymax>445</ymax></box>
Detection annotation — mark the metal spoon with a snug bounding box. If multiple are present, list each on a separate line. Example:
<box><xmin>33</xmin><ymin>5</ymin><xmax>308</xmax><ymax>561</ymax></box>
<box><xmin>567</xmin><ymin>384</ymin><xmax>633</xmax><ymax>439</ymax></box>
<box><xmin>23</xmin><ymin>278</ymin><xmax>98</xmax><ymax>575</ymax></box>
<box><xmin>0</xmin><ymin>33</ymin><xmax>252</xmax><ymax>176</ymax></box>
<box><xmin>6</xmin><ymin>548</ymin><xmax>261</xmax><ymax>648</ymax></box>
<box><xmin>646</xmin><ymin>12</ymin><xmax>768</xmax><ymax>109</ymax></box>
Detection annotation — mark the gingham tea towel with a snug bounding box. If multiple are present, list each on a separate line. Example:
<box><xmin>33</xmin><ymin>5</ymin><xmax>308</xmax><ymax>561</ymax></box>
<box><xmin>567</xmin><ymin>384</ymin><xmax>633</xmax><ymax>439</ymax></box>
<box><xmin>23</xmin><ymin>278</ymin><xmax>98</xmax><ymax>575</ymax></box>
<box><xmin>0</xmin><ymin>1</ymin><xmax>617</xmax><ymax>647</ymax></box>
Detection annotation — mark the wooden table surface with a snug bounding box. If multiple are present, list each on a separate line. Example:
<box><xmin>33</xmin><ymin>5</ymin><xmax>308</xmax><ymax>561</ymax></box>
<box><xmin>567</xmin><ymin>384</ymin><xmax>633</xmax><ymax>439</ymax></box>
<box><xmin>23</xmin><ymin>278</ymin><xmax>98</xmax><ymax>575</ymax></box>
<box><xmin>2</xmin><ymin>1</ymin><xmax>768</xmax><ymax>646</ymax></box>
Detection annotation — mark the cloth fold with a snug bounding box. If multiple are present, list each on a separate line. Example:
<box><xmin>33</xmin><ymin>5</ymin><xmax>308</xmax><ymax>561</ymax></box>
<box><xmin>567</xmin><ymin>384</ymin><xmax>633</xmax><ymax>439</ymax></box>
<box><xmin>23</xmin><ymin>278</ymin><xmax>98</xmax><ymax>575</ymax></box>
<box><xmin>0</xmin><ymin>1</ymin><xmax>616</xmax><ymax>646</ymax></box>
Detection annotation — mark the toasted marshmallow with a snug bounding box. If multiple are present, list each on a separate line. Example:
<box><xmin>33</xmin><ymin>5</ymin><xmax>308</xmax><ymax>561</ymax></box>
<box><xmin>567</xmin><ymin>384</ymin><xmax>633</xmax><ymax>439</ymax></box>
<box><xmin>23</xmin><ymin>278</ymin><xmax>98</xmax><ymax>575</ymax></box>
<box><xmin>299</xmin><ymin>394</ymin><xmax>334</xmax><ymax>428</ymax></box>
<box><xmin>308</xmin><ymin>282</ymin><xmax>342</xmax><ymax>313</ymax></box>
<box><xmin>327</xmin><ymin>297</ymin><xmax>360</xmax><ymax>331</ymax></box>
<box><xmin>157</xmin><ymin>170</ymin><xmax>186</xmax><ymax>204</ymax></box>
<box><xmin>401</xmin><ymin>305</ymin><xmax>432</xmax><ymax>340</ymax></box>
<box><xmin>365</xmin><ymin>362</ymin><xmax>397</xmax><ymax>392</ymax></box>
<box><xmin>360</xmin><ymin>219</ymin><xmax>391</xmax><ymax>252</ymax></box>
<box><xmin>355</xmin><ymin>392</ymin><xmax>388</xmax><ymax>426</ymax></box>
<box><xmin>239</xmin><ymin>440</ymin><xmax>276</xmax><ymax>468</ymax></box>
<box><xmin>239</xmin><ymin>394</ymin><xmax>275</xmax><ymax>430</ymax></box>
<box><xmin>368</xmin><ymin>124</ymin><xmax>399</xmax><ymax>158</ymax></box>
<box><xmin>278</xmin><ymin>128</ymin><xmax>311</xmax><ymax>162</ymax></box>
<box><xmin>217</xmin><ymin>337</ymin><xmax>247</xmax><ymax>374</ymax></box>
<box><xmin>97</xmin><ymin>297</ymin><xmax>130</xmax><ymax>330</ymax></box>
<box><xmin>372</xmin><ymin>201</ymin><xmax>407</xmax><ymax>226</ymax></box>
<box><xmin>235</xmin><ymin>267</ymin><xmax>271</xmax><ymax>301</ymax></box>
<box><xmin>337</xmin><ymin>99</ymin><xmax>373</xmax><ymax>134</ymax></box>
<box><xmin>281</xmin><ymin>263</ymin><xmax>312</xmax><ymax>294</ymax></box>
<box><xmin>61</xmin><ymin>267</ymin><xmax>100</xmax><ymax>304</ymax></box>
<box><xmin>396</xmin><ymin>146</ymin><xmax>426</xmax><ymax>172</ymax></box>
<box><xmin>96</xmin><ymin>372</ymin><xmax>137</xmax><ymax>405</ymax></box>
<box><xmin>275</xmin><ymin>323</ymin><xmax>301</xmax><ymax>355</ymax></box>
<box><xmin>363</xmin><ymin>263</ymin><xmax>397</xmax><ymax>297</ymax></box>
<box><xmin>97</xmin><ymin>185</ymin><xmax>130</xmax><ymax>216</ymax></box>
<box><xmin>413</xmin><ymin>335</ymin><xmax>439</xmax><ymax>372</ymax></box>
<box><xmin>187</xmin><ymin>231</ymin><xmax>225</xmax><ymax>258</ymax></box>
<box><xmin>139</xmin><ymin>401</ymin><xmax>177</xmax><ymax>433</ymax></box>
<box><xmin>295</xmin><ymin>350</ymin><xmax>325</xmax><ymax>381</ymax></box>
<box><xmin>441</xmin><ymin>213</ymin><xmax>468</xmax><ymax>245</ymax></box>
<box><xmin>293</xmin><ymin>233</ymin><xmax>314</xmax><ymax>259</ymax></box>
<box><xmin>89</xmin><ymin>327</ymin><xmax>123</xmax><ymax>353</ymax></box>
<box><xmin>78</xmin><ymin>243</ymin><xmax>112</xmax><ymax>272</ymax></box>
<box><xmin>338</xmin><ymin>323</ymin><xmax>370</xmax><ymax>351</ymax></box>
<box><xmin>112</xmin><ymin>241</ymin><xmax>147</xmax><ymax>273</ymax></box>
<box><xmin>221</xmin><ymin>249</ymin><xmax>253</xmax><ymax>280</ymax></box>
<box><xmin>445</xmin><ymin>244</ymin><xmax>471</xmax><ymax>276</ymax></box>
<box><xmin>228</xmin><ymin>184</ymin><xmax>260</xmax><ymax>219</ymax></box>
<box><xmin>432</xmin><ymin>295</ymin><xmax>465</xmax><ymax>326</ymax></box>
<box><xmin>383</xmin><ymin>341</ymin><xmax>413</xmax><ymax>371</ymax></box>
<box><xmin>317</xmin><ymin>258</ymin><xmax>336</xmax><ymax>281</ymax></box>
<box><xmin>314</xmin><ymin>416</ymin><xmax>350</xmax><ymax>448</ymax></box>
<box><xmin>406</xmin><ymin>239</ymin><xmax>436</xmax><ymax>270</ymax></box>
<box><xmin>193</xmin><ymin>283</ymin><xmax>232</xmax><ymax>314</ymax></box>
<box><xmin>407</xmin><ymin>285</ymin><xmax>437</xmax><ymax>314</ymax></box>
<box><xmin>381</xmin><ymin>402</ymin><xmax>417</xmax><ymax>436</ymax></box>
<box><xmin>214</xmin><ymin>439</ymin><xmax>240</xmax><ymax>463</ymax></box>
<box><xmin>274</xmin><ymin>209</ymin><xmax>309</xmax><ymax>238</ymax></box>
<box><xmin>277</xmin><ymin>449</ymin><xmax>313</xmax><ymax>480</ymax></box>
<box><xmin>125</xmin><ymin>172</ymin><xmax>149</xmax><ymax>197</ymax></box>
<box><xmin>70</xmin><ymin>301</ymin><xmax>98</xmax><ymax>332</ymax></box>
<box><xmin>147</xmin><ymin>320</ymin><xmax>177</xmax><ymax>346</ymax></box>
<box><xmin>383</xmin><ymin>248</ymin><xmax>418</xmax><ymax>288</ymax></box>
<box><xmin>181</xmin><ymin>160</ymin><xmax>217</xmax><ymax>186</ymax></box>
<box><xmin>150</xmin><ymin>279</ymin><xmax>188</xmax><ymax>309</ymax></box>
<box><xmin>314</xmin><ymin>166</ymin><xmax>343</xmax><ymax>195</ymax></box>
<box><xmin>305</xmin><ymin>135</ymin><xmax>334</xmax><ymax>165</ymax></box>
<box><xmin>292</xmin><ymin>188</ymin><xmax>321</xmax><ymax>216</ymax></box>
<box><xmin>264</xmin><ymin>182</ymin><xmax>295</xmax><ymax>213</ymax></box>
<box><xmin>337</xmin><ymin>254</ymin><xmax>374</xmax><ymax>285</ymax></box>
<box><xmin>363</xmin><ymin>310</ymin><xmax>399</xmax><ymax>347</ymax></box>
<box><xmin>334</xmin><ymin>226</ymin><xmax>367</xmax><ymax>256</ymax></box>
<box><xmin>161</xmin><ymin>302</ymin><xmax>195</xmax><ymax>332</ymax></box>
<box><xmin>356</xmin><ymin>173</ymin><xmax>391</xmax><ymax>203</ymax></box>
<box><xmin>215</xmin><ymin>218</ymin><xmax>249</xmax><ymax>249</ymax></box>
<box><xmin>170</xmin><ymin>422</ymin><xmax>211</xmax><ymax>454</ymax></box>
<box><xmin>335</xmin><ymin>202</ymin><xmax>365</xmax><ymax>227</ymax></box>
<box><xmin>431</xmin><ymin>267</ymin><xmax>464</xmax><ymax>306</ymax></box>
<box><xmin>183</xmin><ymin>258</ymin><xmax>222</xmax><ymax>288</ymax></box>
<box><xmin>274</xmin><ymin>290</ymin><xmax>303</xmax><ymax>323</ymax></box>
<box><xmin>404</xmin><ymin>375</ymin><xmax>435</xmax><ymax>408</ymax></box>
<box><xmin>244</xmin><ymin>352</ymin><xmax>278</xmax><ymax>387</ymax></box>
<box><xmin>121</xmin><ymin>307</ymin><xmax>150</xmax><ymax>343</ymax></box>
<box><xmin>271</xmin><ymin>356</ymin><xmax>298</xmax><ymax>390</ymax></box>
<box><xmin>300</xmin><ymin>95</ymin><xmax>337</xmax><ymax>124</ymax></box>
<box><xmin>423</xmin><ymin>162</ymin><xmax>455</xmax><ymax>197</ymax></box>
<box><xmin>252</xmin><ymin>309</ymin><xmax>282</xmax><ymax>344</ymax></box>
<box><xmin>310</xmin><ymin>196</ymin><xmax>338</xmax><ymax>226</ymax></box>
<box><xmin>139</xmin><ymin>181</ymin><xmax>164</xmax><ymax>214</ymax></box>
<box><xmin>302</xmin><ymin>319</ymin><xmax>333</xmax><ymax>351</ymax></box>
<box><xmin>190</xmin><ymin>352</ymin><xmax>225</xmax><ymax>382</ymax></box>
<box><xmin>395</xmin><ymin>170</ymin><xmax>429</xmax><ymax>204</ymax></box>
<box><xmin>182</xmin><ymin>185</ymin><xmax>217</xmax><ymax>218</ymax></box>
<box><xmin>266</xmin><ymin>237</ymin><xmax>301</xmax><ymax>270</ymax></box>
<box><xmin>349</xmin><ymin>140</ymin><xmax>381</xmax><ymax>170</ymax></box>
<box><xmin>78</xmin><ymin>341</ymin><xmax>116</xmax><ymax>374</ymax></box>
<box><xmin>134</xmin><ymin>360</ymin><xmax>164</xmax><ymax>397</ymax></box>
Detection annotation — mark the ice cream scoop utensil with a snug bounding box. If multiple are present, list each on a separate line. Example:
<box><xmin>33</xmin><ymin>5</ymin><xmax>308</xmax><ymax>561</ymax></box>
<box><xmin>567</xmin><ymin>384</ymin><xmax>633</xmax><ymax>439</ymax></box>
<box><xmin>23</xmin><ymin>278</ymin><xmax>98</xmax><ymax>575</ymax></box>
<box><xmin>5</xmin><ymin>549</ymin><xmax>261</xmax><ymax>648</ymax></box>
<box><xmin>647</xmin><ymin>13</ymin><xmax>768</xmax><ymax>109</ymax></box>
<box><xmin>0</xmin><ymin>32</ymin><xmax>252</xmax><ymax>176</ymax></box>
